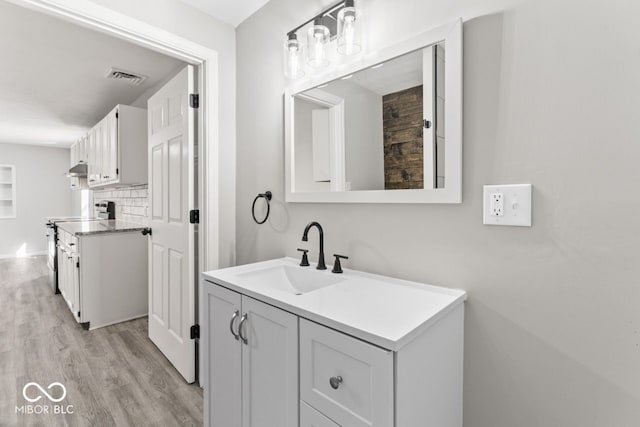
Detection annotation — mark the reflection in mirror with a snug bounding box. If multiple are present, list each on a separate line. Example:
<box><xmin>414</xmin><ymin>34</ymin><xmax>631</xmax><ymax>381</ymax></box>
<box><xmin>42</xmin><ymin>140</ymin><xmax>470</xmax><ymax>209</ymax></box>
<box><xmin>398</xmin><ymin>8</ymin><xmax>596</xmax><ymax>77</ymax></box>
<box><xmin>293</xmin><ymin>42</ymin><xmax>445</xmax><ymax>193</ymax></box>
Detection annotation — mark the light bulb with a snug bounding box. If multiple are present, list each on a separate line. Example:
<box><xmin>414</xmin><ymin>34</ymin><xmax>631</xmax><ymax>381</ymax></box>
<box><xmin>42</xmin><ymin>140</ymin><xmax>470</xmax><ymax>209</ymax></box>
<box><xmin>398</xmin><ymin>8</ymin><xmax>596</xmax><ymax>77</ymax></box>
<box><xmin>337</xmin><ymin>1</ymin><xmax>361</xmax><ymax>56</ymax></box>
<box><xmin>307</xmin><ymin>18</ymin><xmax>330</xmax><ymax>68</ymax></box>
<box><xmin>284</xmin><ymin>33</ymin><xmax>304</xmax><ymax>79</ymax></box>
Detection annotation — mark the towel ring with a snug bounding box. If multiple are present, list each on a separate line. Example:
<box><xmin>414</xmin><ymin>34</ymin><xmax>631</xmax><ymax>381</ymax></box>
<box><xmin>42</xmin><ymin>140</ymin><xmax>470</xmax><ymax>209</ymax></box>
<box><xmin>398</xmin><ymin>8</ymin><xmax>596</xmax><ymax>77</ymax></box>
<box><xmin>252</xmin><ymin>191</ymin><xmax>272</xmax><ymax>224</ymax></box>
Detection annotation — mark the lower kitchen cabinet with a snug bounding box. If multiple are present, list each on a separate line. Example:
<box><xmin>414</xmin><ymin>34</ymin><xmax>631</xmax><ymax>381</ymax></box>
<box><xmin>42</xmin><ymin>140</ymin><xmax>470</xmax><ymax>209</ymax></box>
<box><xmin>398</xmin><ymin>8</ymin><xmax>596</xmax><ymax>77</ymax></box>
<box><xmin>56</xmin><ymin>227</ymin><xmax>148</xmax><ymax>329</ymax></box>
<box><xmin>205</xmin><ymin>284</ymin><xmax>298</xmax><ymax>427</ymax></box>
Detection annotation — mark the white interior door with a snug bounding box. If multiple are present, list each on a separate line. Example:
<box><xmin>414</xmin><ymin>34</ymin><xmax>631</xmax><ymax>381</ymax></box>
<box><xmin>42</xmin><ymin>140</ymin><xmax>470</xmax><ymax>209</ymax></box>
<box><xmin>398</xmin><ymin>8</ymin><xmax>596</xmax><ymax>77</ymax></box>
<box><xmin>148</xmin><ymin>65</ymin><xmax>197</xmax><ymax>383</ymax></box>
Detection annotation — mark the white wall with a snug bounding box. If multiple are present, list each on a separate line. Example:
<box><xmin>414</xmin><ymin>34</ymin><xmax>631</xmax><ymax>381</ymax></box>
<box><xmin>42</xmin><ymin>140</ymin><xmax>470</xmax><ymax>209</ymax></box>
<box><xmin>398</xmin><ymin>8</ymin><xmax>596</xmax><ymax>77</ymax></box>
<box><xmin>88</xmin><ymin>0</ymin><xmax>237</xmax><ymax>268</ymax></box>
<box><xmin>236</xmin><ymin>0</ymin><xmax>640</xmax><ymax>425</ymax></box>
<box><xmin>0</xmin><ymin>143</ymin><xmax>71</xmax><ymax>257</ymax></box>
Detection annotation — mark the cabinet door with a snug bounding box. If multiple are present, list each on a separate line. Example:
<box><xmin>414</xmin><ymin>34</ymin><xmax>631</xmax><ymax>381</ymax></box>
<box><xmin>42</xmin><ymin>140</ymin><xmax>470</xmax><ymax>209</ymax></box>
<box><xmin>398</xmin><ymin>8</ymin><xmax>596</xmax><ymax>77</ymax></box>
<box><xmin>241</xmin><ymin>296</ymin><xmax>298</xmax><ymax>427</ymax></box>
<box><xmin>108</xmin><ymin>109</ymin><xmax>118</xmax><ymax>181</ymax></box>
<box><xmin>71</xmin><ymin>254</ymin><xmax>80</xmax><ymax>320</ymax></box>
<box><xmin>205</xmin><ymin>284</ymin><xmax>242</xmax><ymax>427</ymax></box>
<box><xmin>57</xmin><ymin>245</ymin><xmax>67</xmax><ymax>300</ymax></box>
<box><xmin>89</xmin><ymin>125</ymin><xmax>102</xmax><ymax>186</ymax></box>
<box><xmin>100</xmin><ymin>117</ymin><xmax>111</xmax><ymax>183</ymax></box>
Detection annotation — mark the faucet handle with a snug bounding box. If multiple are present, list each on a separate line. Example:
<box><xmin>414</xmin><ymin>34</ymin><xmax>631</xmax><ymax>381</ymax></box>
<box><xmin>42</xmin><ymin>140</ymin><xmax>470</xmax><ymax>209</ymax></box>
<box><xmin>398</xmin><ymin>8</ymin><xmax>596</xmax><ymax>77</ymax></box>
<box><xmin>331</xmin><ymin>254</ymin><xmax>349</xmax><ymax>274</ymax></box>
<box><xmin>297</xmin><ymin>248</ymin><xmax>310</xmax><ymax>267</ymax></box>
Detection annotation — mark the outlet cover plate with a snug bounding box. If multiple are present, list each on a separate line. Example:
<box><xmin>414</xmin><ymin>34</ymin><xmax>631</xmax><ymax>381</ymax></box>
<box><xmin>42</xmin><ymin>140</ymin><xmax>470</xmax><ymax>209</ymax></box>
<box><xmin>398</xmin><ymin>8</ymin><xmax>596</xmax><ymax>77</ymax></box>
<box><xmin>483</xmin><ymin>184</ymin><xmax>532</xmax><ymax>226</ymax></box>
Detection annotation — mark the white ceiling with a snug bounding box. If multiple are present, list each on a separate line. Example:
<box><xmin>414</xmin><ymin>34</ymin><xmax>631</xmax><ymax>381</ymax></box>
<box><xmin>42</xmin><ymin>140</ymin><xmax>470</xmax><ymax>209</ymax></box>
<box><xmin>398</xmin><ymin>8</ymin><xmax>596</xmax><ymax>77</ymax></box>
<box><xmin>178</xmin><ymin>0</ymin><xmax>270</xmax><ymax>27</ymax></box>
<box><xmin>350</xmin><ymin>49</ymin><xmax>424</xmax><ymax>96</ymax></box>
<box><xmin>0</xmin><ymin>1</ymin><xmax>185</xmax><ymax>148</ymax></box>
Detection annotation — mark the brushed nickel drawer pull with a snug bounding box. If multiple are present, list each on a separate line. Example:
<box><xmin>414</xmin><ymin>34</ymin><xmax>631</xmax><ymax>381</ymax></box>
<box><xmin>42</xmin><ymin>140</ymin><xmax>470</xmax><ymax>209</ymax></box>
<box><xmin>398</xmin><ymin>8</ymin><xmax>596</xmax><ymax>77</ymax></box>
<box><xmin>229</xmin><ymin>310</ymin><xmax>240</xmax><ymax>340</ymax></box>
<box><xmin>238</xmin><ymin>313</ymin><xmax>248</xmax><ymax>344</ymax></box>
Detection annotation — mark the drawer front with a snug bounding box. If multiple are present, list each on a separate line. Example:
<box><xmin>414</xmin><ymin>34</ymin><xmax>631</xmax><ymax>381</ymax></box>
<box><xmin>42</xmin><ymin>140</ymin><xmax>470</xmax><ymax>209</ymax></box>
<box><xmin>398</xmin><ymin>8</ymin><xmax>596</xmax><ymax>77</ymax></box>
<box><xmin>301</xmin><ymin>401</ymin><xmax>340</xmax><ymax>427</ymax></box>
<box><xmin>300</xmin><ymin>319</ymin><xmax>394</xmax><ymax>427</ymax></box>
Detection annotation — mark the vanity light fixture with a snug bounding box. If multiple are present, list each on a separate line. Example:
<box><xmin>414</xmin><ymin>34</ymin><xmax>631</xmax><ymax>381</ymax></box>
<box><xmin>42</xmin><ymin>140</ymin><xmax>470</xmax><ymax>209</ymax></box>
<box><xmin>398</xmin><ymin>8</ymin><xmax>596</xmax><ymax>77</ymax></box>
<box><xmin>284</xmin><ymin>0</ymin><xmax>362</xmax><ymax>79</ymax></box>
<box><xmin>284</xmin><ymin>33</ymin><xmax>304</xmax><ymax>79</ymax></box>
<box><xmin>341</xmin><ymin>74</ymin><xmax>353</xmax><ymax>80</ymax></box>
<box><xmin>337</xmin><ymin>0</ymin><xmax>361</xmax><ymax>55</ymax></box>
<box><xmin>307</xmin><ymin>17</ymin><xmax>331</xmax><ymax>68</ymax></box>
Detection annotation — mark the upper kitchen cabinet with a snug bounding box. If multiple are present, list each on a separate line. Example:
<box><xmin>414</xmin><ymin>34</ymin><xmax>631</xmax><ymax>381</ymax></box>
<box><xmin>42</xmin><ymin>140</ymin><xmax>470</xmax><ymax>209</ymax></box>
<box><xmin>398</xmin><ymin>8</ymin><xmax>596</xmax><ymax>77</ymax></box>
<box><xmin>69</xmin><ymin>135</ymin><xmax>88</xmax><ymax>190</ymax></box>
<box><xmin>87</xmin><ymin>104</ymin><xmax>147</xmax><ymax>188</ymax></box>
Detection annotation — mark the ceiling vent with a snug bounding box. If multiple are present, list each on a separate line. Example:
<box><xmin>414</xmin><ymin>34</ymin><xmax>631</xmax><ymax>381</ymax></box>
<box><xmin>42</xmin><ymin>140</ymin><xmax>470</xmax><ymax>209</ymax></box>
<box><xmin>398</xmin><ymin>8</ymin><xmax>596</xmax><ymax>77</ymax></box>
<box><xmin>105</xmin><ymin>67</ymin><xmax>147</xmax><ymax>86</ymax></box>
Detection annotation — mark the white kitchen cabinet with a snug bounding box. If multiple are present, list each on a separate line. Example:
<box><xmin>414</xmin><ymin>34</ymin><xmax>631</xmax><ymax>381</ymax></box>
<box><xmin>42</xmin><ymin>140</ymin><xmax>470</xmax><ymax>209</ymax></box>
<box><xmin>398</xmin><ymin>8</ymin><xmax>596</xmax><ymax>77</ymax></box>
<box><xmin>87</xmin><ymin>125</ymin><xmax>100</xmax><ymax>185</ymax></box>
<box><xmin>203</xmin><ymin>258</ymin><xmax>466</xmax><ymax>427</ymax></box>
<box><xmin>57</xmin><ymin>233</ymin><xmax>80</xmax><ymax>322</ymax></box>
<box><xmin>205</xmin><ymin>284</ymin><xmax>298</xmax><ymax>427</ymax></box>
<box><xmin>88</xmin><ymin>105</ymin><xmax>146</xmax><ymax>188</ymax></box>
<box><xmin>56</xmin><ymin>223</ymin><xmax>148</xmax><ymax>329</ymax></box>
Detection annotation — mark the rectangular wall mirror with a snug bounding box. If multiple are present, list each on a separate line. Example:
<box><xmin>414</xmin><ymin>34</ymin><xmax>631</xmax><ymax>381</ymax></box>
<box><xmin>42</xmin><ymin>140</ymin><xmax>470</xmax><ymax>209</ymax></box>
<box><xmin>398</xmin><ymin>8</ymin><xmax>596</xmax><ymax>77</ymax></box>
<box><xmin>285</xmin><ymin>19</ymin><xmax>462</xmax><ymax>203</ymax></box>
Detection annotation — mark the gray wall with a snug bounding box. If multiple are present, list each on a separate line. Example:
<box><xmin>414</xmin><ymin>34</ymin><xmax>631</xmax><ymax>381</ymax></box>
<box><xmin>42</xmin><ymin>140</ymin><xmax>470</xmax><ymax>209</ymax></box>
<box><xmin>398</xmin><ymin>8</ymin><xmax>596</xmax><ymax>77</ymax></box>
<box><xmin>236</xmin><ymin>0</ymin><xmax>640</xmax><ymax>425</ymax></box>
<box><xmin>0</xmin><ymin>143</ymin><xmax>71</xmax><ymax>257</ymax></box>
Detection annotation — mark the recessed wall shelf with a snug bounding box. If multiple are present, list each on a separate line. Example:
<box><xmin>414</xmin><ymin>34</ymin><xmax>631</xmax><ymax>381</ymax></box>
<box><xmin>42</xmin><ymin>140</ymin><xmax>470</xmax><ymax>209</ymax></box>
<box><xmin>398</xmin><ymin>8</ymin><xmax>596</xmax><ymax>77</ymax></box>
<box><xmin>0</xmin><ymin>165</ymin><xmax>16</xmax><ymax>219</ymax></box>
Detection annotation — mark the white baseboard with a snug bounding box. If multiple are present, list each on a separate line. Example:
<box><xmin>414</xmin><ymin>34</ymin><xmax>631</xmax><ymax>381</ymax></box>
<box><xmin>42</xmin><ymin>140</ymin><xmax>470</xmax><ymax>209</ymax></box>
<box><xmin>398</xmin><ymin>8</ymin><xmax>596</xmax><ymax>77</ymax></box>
<box><xmin>0</xmin><ymin>251</ymin><xmax>48</xmax><ymax>260</ymax></box>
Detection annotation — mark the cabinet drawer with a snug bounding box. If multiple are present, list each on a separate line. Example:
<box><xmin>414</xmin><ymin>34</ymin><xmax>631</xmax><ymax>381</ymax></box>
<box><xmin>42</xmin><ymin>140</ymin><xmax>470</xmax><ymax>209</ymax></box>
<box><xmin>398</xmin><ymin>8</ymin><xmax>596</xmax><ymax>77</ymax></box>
<box><xmin>300</xmin><ymin>319</ymin><xmax>393</xmax><ymax>427</ymax></box>
<box><xmin>301</xmin><ymin>401</ymin><xmax>340</xmax><ymax>427</ymax></box>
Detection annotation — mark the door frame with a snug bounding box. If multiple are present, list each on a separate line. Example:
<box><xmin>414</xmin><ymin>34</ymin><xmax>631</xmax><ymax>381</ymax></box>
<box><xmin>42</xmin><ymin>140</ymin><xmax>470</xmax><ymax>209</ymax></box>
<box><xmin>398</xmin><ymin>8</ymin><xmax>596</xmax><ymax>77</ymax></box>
<box><xmin>294</xmin><ymin>89</ymin><xmax>346</xmax><ymax>192</ymax></box>
<box><xmin>11</xmin><ymin>0</ymin><xmax>235</xmax><ymax>382</ymax></box>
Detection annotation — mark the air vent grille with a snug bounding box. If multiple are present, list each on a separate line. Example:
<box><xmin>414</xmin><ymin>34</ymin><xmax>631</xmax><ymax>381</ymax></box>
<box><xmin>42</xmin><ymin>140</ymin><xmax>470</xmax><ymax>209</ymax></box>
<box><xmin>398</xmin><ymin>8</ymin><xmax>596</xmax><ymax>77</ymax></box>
<box><xmin>105</xmin><ymin>67</ymin><xmax>147</xmax><ymax>86</ymax></box>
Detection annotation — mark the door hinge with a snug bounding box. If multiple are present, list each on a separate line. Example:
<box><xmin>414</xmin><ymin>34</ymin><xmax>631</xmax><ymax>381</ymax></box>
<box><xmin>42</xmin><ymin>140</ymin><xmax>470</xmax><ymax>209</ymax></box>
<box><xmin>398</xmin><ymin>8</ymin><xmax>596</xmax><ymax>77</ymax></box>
<box><xmin>77</xmin><ymin>311</ymin><xmax>80</xmax><ymax>317</ymax></box>
<box><xmin>189</xmin><ymin>94</ymin><xmax>199</xmax><ymax>109</ymax></box>
<box><xmin>190</xmin><ymin>324</ymin><xmax>200</xmax><ymax>339</ymax></box>
<box><xmin>115</xmin><ymin>111</ymin><xmax>119</xmax><ymax>119</ymax></box>
<box><xmin>76</xmin><ymin>261</ymin><xmax>80</xmax><ymax>268</ymax></box>
<box><xmin>116</xmin><ymin>168</ymin><xmax>119</xmax><ymax>175</ymax></box>
<box><xmin>189</xmin><ymin>209</ymin><xmax>199</xmax><ymax>224</ymax></box>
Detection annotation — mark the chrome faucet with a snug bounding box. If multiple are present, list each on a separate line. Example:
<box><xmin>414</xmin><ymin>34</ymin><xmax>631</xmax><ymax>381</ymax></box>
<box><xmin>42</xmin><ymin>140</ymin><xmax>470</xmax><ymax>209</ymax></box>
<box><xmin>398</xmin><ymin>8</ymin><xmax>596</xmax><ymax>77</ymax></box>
<box><xmin>301</xmin><ymin>221</ymin><xmax>326</xmax><ymax>270</ymax></box>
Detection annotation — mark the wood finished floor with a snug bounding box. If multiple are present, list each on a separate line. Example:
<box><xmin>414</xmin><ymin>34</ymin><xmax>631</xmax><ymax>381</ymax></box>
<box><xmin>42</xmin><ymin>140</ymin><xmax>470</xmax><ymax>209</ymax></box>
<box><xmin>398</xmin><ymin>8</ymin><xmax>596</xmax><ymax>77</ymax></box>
<box><xmin>0</xmin><ymin>256</ymin><xmax>203</xmax><ymax>426</ymax></box>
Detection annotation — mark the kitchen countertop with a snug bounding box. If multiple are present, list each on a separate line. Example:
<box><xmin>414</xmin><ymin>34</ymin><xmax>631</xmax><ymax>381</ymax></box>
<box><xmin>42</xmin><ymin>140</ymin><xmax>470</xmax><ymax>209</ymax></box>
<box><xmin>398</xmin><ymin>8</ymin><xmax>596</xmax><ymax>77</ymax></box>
<box><xmin>202</xmin><ymin>257</ymin><xmax>467</xmax><ymax>351</ymax></box>
<box><xmin>57</xmin><ymin>219</ymin><xmax>147</xmax><ymax>236</ymax></box>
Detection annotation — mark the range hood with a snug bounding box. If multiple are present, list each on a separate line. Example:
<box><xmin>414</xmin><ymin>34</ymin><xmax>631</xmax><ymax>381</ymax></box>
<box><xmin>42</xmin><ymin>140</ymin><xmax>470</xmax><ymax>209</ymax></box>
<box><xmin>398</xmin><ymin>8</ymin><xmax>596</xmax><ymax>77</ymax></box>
<box><xmin>67</xmin><ymin>162</ymin><xmax>87</xmax><ymax>178</ymax></box>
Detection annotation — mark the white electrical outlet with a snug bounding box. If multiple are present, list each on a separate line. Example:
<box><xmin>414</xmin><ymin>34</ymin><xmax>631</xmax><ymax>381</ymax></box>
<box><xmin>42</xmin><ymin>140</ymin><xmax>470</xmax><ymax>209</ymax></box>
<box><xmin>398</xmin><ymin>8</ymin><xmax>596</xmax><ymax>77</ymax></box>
<box><xmin>483</xmin><ymin>184</ymin><xmax>532</xmax><ymax>227</ymax></box>
<box><xmin>490</xmin><ymin>192</ymin><xmax>504</xmax><ymax>216</ymax></box>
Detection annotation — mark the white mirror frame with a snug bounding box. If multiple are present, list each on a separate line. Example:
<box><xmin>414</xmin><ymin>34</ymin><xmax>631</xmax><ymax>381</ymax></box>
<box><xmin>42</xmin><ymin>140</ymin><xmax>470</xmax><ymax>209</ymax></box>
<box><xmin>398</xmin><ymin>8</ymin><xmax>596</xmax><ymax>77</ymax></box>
<box><xmin>285</xmin><ymin>18</ymin><xmax>463</xmax><ymax>203</ymax></box>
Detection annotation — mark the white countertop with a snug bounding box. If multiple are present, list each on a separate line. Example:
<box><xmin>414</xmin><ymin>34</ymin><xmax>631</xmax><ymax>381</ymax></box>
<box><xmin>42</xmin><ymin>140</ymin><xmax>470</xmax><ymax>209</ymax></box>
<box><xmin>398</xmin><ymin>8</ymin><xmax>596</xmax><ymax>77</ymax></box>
<box><xmin>202</xmin><ymin>257</ymin><xmax>466</xmax><ymax>351</ymax></box>
<box><xmin>57</xmin><ymin>219</ymin><xmax>147</xmax><ymax>236</ymax></box>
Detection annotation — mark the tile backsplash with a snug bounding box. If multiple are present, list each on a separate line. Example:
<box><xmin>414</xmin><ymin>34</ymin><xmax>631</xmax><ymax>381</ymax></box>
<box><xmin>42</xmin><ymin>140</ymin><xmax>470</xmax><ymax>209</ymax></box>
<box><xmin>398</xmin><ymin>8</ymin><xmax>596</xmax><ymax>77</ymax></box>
<box><xmin>93</xmin><ymin>184</ymin><xmax>148</xmax><ymax>225</ymax></box>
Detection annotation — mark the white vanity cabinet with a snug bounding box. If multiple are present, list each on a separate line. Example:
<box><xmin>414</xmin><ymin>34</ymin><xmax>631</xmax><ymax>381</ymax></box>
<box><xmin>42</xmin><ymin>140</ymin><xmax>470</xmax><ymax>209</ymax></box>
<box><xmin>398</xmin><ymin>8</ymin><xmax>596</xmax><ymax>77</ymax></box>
<box><xmin>203</xmin><ymin>258</ymin><xmax>466</xmax><ymax>427</ymax></box>
<box><xmin>205</xmin><ymin>284</ymin><xmax>298</xmax><ymax>427</ymax></box>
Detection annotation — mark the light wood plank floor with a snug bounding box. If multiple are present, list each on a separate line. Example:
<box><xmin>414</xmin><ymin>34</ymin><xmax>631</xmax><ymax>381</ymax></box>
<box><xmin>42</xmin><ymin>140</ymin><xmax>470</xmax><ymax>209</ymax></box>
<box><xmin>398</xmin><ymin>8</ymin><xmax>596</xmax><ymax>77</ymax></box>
<box><xmin>0</xmin><ymin>256</ymin><xmax>203</xmax><ymax>426</ymax></box>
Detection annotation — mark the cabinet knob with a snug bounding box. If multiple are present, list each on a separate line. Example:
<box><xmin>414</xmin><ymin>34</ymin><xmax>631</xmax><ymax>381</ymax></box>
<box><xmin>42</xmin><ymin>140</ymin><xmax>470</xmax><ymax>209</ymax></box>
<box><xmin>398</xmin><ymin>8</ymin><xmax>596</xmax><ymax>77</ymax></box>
<box><xmin>329</xmin><ymin>376</ymin><xmax>343</xmax><ymax>390</ymax></box>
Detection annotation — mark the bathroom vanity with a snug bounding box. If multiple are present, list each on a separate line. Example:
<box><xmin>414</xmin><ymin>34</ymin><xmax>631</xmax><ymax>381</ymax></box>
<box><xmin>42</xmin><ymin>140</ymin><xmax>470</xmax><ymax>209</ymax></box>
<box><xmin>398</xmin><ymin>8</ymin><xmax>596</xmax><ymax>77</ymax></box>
<box><xmin>202</xmin><ymin>258</ymin><xmax>466</xmax><ymax>427</ymax></box>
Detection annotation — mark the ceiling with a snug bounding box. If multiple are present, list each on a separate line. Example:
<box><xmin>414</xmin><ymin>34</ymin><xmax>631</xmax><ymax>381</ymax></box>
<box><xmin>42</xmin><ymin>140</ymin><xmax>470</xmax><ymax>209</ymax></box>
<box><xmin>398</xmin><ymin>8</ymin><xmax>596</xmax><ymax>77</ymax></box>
<box><xmin>0</xmin><ymin>1</ymin><xmax>185</xmax><ymax>148</ymax></box>
<box><xmin>178</xmin><ymin>0</ymin><xmax>270</xmax><ymax>27</ymax></box>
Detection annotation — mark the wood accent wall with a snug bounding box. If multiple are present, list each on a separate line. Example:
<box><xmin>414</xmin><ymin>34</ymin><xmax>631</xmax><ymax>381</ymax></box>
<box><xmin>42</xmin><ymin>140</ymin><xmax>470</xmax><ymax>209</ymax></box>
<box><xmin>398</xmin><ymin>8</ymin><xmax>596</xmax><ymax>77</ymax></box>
<box><xmin>383</xmin><ymin>85</ymin><xmax>423</xmax><ymax>189</ymax></box>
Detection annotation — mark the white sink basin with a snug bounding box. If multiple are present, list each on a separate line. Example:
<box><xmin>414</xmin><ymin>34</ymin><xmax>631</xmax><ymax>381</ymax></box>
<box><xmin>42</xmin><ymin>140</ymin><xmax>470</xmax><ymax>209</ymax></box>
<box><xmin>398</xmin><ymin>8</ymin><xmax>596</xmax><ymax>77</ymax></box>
<box><xmin>235</xmin><ymin>264</ymin><xmax>344</xmax><ymax>295</ymax></box>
